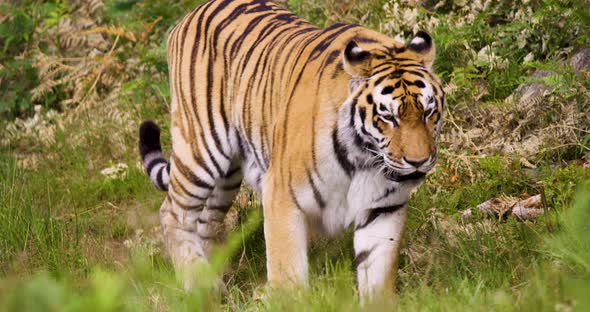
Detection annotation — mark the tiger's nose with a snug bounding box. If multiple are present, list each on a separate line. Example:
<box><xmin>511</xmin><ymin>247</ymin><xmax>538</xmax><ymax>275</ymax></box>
<box><xmin>403</xmin><ymin>157</ymin><xmax>428</xmax><ymax>168</ymax></box>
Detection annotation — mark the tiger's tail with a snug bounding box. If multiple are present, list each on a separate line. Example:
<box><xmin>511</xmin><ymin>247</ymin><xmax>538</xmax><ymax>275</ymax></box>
<box><xmin>139</xmin><ymin>120</ymin><xmax>170</xmax><ymax>191</ymax></box>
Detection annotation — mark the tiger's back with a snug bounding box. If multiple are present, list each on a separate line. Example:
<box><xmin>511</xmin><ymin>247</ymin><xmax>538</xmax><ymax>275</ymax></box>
<box><xmin>139</xmin><ymin>0</ymin><xmax>445</xmax><ymax>301</ymax></box>
<box><xmin>166</xmin><ymin>0</ymin><xmax>391</xmax><ymax>191</ymax></box>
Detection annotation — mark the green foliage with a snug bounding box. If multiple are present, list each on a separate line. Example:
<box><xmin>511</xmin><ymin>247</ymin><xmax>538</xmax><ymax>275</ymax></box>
<box><xmin>0</xmin><ymin>5</ymin><xmax>35</xmax><ymax>56</ymax></box>
<box><xmin>0</xmin><ymin>59</ymin><xmax>38</xmax><ymax>118</ymax></box>
<box><xmin>0</xmin><ymin>5</ymin><xmax>37</xmax><ymax>118</ymax></box>
<box><xmin>0</xmin><ymin>1</ymin><xmax>76</xmax><ymax>118</ymax></box>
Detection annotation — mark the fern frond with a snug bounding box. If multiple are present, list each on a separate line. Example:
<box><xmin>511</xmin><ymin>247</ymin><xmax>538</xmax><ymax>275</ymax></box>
<box><xmin>82</xmin><ymin>26</ymin><xmax>136</xmax><ymax>42</ymax></box>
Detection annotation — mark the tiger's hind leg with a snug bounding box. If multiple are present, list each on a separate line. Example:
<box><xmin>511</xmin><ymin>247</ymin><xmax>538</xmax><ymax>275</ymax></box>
<box><xmin>159</xmin><ymin>157</ymin><xmax>243</xmax><ymax>291</ymax></box>
<box><xmin>197</xmin><ymin>165</ymin><xmax>243</xmax><ymax>255</ymax></box>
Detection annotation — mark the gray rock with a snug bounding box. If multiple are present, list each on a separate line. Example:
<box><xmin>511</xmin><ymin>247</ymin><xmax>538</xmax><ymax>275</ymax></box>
<box><xmin>570</xmin><ymin>47</ymin><xmax>590</xmax><ymax>73</ymax></box>
<box><xmin>513</xmin><ymin>47</ymin><xmax>589</xmax><ymax>104</ymax></box>
<box><xmin>513</xmin><ymin>69</ymin><xmax>554</xmax><ymax>104</ymax></box>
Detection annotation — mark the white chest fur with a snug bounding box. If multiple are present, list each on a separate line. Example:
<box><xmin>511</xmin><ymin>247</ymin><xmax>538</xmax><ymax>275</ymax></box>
<box><xmin>285</xmin><ymin>164</ymin><xmax>421</xmax><ymax>237</ymax></box>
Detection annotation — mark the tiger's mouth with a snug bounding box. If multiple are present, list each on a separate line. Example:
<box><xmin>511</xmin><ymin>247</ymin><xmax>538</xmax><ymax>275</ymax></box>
<box><xmin>381</xmin><ymin>155</ymin><xmax>435</xmax><ymax>182</ymax></box>
<box><xmin>364</xmin><ymin>147</ymin><xmax>434</xmax><ymax>182</ymax></box>
<box><xmin>384</xmin><ymin>170</ymin><xmax>426</xmax><ymax>182</ymax></box>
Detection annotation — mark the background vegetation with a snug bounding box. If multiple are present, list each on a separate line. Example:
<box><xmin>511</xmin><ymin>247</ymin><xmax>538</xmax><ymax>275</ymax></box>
<box><xmin>0</xmin><ymin>0</ymin><xmax>589</xmax><ymax>310</ymax></box>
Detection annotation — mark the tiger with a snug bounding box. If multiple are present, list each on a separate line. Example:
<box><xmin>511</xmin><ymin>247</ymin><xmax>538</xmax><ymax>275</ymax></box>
<box><xmin>138</xmin><ymin>0</ymin><xmax>444</xmax><ymax>301</ymax></box>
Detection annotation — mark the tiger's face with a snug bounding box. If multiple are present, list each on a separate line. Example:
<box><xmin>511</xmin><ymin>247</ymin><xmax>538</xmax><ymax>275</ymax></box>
<box><xmin>343</xmin><ymin>31</ymin><xmax>444</xmax><ymax>181</ymax></box>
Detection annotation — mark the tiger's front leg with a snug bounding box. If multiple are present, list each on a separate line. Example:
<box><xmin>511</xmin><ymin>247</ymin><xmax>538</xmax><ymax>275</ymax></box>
<box><xmin>262</xmin><ymin>173</ymin><xmax>309</xmax><ymax>289</ymax></box>
<box><xmin>353</xmin><ymin>204</ymin><xmax>408</xmax><ymax>302</ymax></box>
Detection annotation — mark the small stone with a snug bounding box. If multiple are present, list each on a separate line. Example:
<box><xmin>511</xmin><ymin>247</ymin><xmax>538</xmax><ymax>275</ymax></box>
<box><xmin>570</xmin><ymin>47</ymin><xmax>590</xmax><ymax>73</ymax></box>
<box><xmin>460</xmin><ymin>208</ymin><xmax>472</xmax><ymax>222</ymax></box>
<box><xmin>523</xmin><ymin>52</ymin><xmax>535</xmax><ymax>62</ymax></box>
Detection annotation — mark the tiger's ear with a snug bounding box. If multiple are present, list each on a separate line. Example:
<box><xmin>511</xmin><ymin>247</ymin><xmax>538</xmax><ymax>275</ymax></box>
<box><xmin>407</xmin><ymin>31</ymin><xmax>435</xmax><ymax>69</ymax></box>
<box><xmin>343</xmin><ymin>40</ymin><xmax>373</xmax><ymax>78</ymax></box>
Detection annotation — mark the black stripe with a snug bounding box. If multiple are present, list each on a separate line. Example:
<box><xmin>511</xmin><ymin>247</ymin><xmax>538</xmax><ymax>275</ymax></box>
<box><xmin>232</xmin><ymin>24</ymin><xmax>281</xmax><ymax>168</ymax></box>
<box><xmin>375</xmin><ymin>187</ymin><xmax>396</xmax><ymax>202</ymax></box>
<box><xmin>332</xmin><ymin>129</ymin><xmax>354</xmax><ymax>177</ymax></box>
<box><xmin>309</xmin><ymin>23</ymin><xmax>358</xmax><ymax>62</ymax></box>
<box><xmin>156</xmin><ymin>167</ymin><xmax>166</xmax><ymax>191</ymax></box>
<box><xmin>221</xmin><ymin>181</ymin><xmax>242</xmax><ymax>191</ymax></box>
<box><xmin>241</xmin><ymin>22</ymin><xmax>275</xmax><ymax>170</ymax></box>
<box><xmin>392</xmin><ymin>57</ymin><xmax>415</xmax><ymax>62</ymax></box>
<box><xmin>169</xmin><ymin>209</ymin><xmax>179</xmax><ymax>222</ymax></box>
<box><xmin>354</xmin><ymin>249</ymin><xmax>372</xmax><ymax>269</ymax></box>
<box><xmin>194</xmin><ymin>155</ymin><xmax>214</xmax><ymax>180</ymax></box>
<box><xmin>199</xmin><ymin>131</ymin><xmax>224</xmax><ymax>176</ymax></box>
<box><xmin>403</xmin><ymin>70</ymin><xmax>425</xmax><ymax>78</ymax></box>
<box><xmin>381</xmin><ymin>86</ymin><xmax>394</xmax><ymax>94</ymax></box>
<box><xmin>386</xmin><ymin>171</ymin><xmax>426</xmax><ymax>182</ymax></box>
<box><xmin>373</xmin><ymin>72</ymin><xmax>391</xmax><ymax>86</ymax></box>
<box><xmin>176</xmin><ymin>4</ymin><xmax>203</xmax><ymax>151</ymax></box>
<box><xmin>202</xmin><ymin>0</ymin><xmax>237</xmax><ymax>45</ymax></box>
<box><xmin>288</xmin><ymin>172</ymin><xmax>303</xmax><ymax>210</ymax></box>
<box><xmin>224</xmin><ymin>166</ymin><xmax>241</xmax><ymax>179</ymax></box>
<box><xmin>208</xmin><ymin>204</ymin><xmax>232</xmax><ymax>213</ymax></box>
<box><xmin>186</xmin><ymin>0</ymin><xmax>220</xmax><ymax>176</ymax></box>
<box><xmin>358</xmin><ymin>106</ymin><xmax>366</xmax><ymax>124</ymax></box>
<box><xmin>354</xmin><ymin>36</ymin><xmax>380</xmax><ymax>44</ymax></box>
<box><xmin>205</xmin><ymin>46</ymin><xmax>230</xmax><ymax>160</ymax></box>
<box><xmin>175</xmin><ymin>158</ymin><xmax>214</xmax><ymax>190</ymax></box>
<box><xmin>349</xmin><ymin>97</ymin><xmax>358</xmax><ymax>127</ymax></box>
<box><xmin>169</xmin><ymin>182</ymin><xmax>207</xmax><ymax>206</ymax></box>
<box><xmin>233</xmin><ymin>13</ymin><xmax>277</xmax><ymax>65</ymax></box>
<box><xmin>355</xmin><ymin>204</ymin><xmax>405</xmax><ymax>230</ymax></box>
<box><xmin>370</xmin><ymin>66</ymin><xmax>394</xmax><ymax>77</ymax></box>
<box><xmin>403</xmin><ymin>79</ymin><xmax>426</xmax><ymax>88</ymax></box>
<box><xmin>212</xmin><ymin>2</ymin><xmax>250</xmax><ymax>58</ymax></box>
<box><xmin>187</xmin><ymin>1</ymin><xmax>221</xmax><ymax>160</ymax></box>
<box><xmin>324</xmin><ymin>49</ymin><xmax>340</xmax><ymax>66</ymax></box>
<box><xmin>175</xmin><ymin>182</ymin><xmax>208</xmax><ymax>201</ymax></box>
<box><xmin>389</xmin><ymin>46</ymin><xmax>406</xmax><ymax>54</ymax></box>
<box><xmin>353</xmin><ymin>127</ymin><xmax>365</xmax><ymax>150</ymax></box>
<box><xmin>146</xmin><ymin>158</ymin><xmax>167</xmax><ymax>175</ymax></box>
<box><xmin>305</xmin><ymin>167</ymin><xmax>325</xmax><ymax>208</ymax></box>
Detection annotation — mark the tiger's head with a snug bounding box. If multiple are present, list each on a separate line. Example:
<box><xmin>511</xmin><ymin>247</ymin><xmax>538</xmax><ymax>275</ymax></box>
<box><xmin>342</xmin><ymin>31</ymin><xmax>444</xmax><ymax>181</ymax></box>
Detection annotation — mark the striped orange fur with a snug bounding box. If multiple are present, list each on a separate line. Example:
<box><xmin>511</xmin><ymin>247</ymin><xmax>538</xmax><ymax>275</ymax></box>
<box><xmin>139</xmin><ymin>0</ymin><xmax>444</xmax><ymax>301</ymax></box>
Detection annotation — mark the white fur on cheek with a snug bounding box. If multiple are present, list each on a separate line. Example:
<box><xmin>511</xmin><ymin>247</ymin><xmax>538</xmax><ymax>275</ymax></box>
<box><xmin>391</xmin><ymin>99</ymin><xmax>400</xmax><ymax>116</ymax></box>
<box><xmin>420</xmin><ymin>85</ymin><xmax>434</xmax><ymax>109</ymax></box>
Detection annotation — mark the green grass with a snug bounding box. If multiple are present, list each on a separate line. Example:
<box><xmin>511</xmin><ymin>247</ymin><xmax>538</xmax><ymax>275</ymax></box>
<box><xmin>1</xmin><ymin>0</ymin><xmax>589</xmax><ymax>310</ymax></box>
<box><xmin>1</xmin><ymin>144</ymin><xmax>588</xmax><ymax>310</ymax></box>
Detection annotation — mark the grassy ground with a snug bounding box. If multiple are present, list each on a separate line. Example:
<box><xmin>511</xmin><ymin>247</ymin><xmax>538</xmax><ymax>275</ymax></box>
<box><xmin>1</xmin><ymin>0</ymin><xmax>589</xmax><ymax>311</ymax></box>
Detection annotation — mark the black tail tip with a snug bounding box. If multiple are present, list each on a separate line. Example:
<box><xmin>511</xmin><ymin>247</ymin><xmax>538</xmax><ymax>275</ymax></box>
<box><xmin>139</xmin><ymin>120</ymin><xmax>162</xmax><ymax>159</ymax></box>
